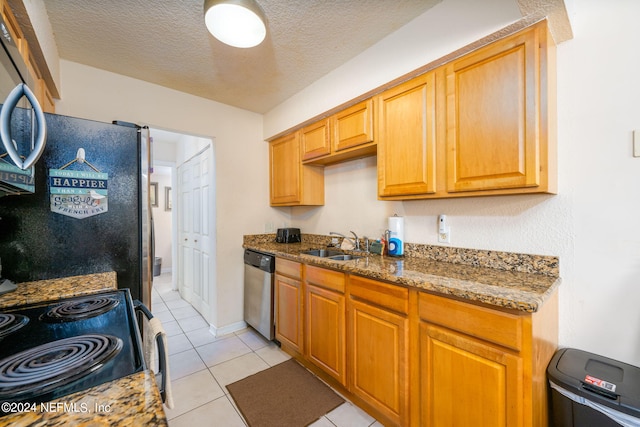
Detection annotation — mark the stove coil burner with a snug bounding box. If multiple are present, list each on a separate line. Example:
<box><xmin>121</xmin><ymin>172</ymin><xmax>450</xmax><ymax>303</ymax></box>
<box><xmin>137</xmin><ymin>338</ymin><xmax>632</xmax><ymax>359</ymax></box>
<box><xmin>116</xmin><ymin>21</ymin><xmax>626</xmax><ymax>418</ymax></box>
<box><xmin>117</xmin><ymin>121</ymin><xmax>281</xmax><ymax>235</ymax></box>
<box><xmin>0</xmin><ymin>334</ymin><xmax>123</xmax><ymax>399</ymax></box>
<box><xmin>41</xmin><ymin>295</ymin><xmax>120</xmax><ymax>322</ymax></box>
<box><xmin>0</xmin><ymin>314</ymin><xmax>29</xmax><ymax>339</ymax></box>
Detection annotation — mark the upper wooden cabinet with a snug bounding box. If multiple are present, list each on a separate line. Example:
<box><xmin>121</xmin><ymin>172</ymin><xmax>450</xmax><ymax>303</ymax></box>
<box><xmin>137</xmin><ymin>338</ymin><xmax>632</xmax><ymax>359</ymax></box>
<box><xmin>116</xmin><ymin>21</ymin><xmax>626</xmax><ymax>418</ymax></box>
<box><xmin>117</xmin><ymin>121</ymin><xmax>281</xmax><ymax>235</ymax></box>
<box><xmin>445</xmin><ymin>22</ymin><xmax>553</xmax><ymax>194</ymax></box>
<box><xmin>375</xmin><ymin>72</ymin><xmax>436</xmax><ymax>197</ymax></box>
<box><xmin>268</xmin><ymin>20</ymin><xmax>556</xmax><ymax>204</ymax></box>
<box><xmin>376</xmin><ymin>20</ymin><xmax>555</xmax><ymax>200</ymax></box>
<box><xmin>301</xmin><ymin>119</ymin><xmax>331</xmax><ymax>161</ymax></box>
<box><xmin>269</xmin><ymin>132</ymin><xmax>324</xmax><ymax>206</ymax></box>
<box><xmin>301</xmin><ymin>99</ymin><xmax>375</xmax><ymax>165</ymax></box>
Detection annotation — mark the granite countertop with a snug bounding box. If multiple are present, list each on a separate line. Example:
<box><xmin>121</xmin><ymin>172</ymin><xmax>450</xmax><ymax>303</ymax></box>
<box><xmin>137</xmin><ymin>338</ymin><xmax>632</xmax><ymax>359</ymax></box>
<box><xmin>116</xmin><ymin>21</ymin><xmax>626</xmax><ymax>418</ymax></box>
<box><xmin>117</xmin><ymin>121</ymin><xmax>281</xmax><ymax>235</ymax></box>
<box><xmin>0</xmin><ymin>272</ymin><xmax>168</xmax><ymax>426</ymax></box>
<box><xmin>244</xmin><ymin>237</ymin><xmax>561</xmax><ymax>313</ymax></box>
<box><xmin>0</xmin><ymin>271</ymin><xmax>118</xmax><ymax>309</ymax></box>
<box><xmin>0</xmin><ymin>371</ymin><xmax>167</xmax><ymax>427</ymax></box>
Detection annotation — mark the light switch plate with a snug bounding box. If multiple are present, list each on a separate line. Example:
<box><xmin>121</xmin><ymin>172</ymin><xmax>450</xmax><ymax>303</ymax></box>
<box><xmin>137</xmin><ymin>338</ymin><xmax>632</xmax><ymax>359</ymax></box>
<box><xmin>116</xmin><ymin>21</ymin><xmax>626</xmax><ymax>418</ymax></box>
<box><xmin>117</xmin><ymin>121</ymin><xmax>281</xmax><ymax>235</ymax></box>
<box><xmin>634</xmin><ymin>130</ymin><xmax>640</xmax><ymax>157</ymax></box>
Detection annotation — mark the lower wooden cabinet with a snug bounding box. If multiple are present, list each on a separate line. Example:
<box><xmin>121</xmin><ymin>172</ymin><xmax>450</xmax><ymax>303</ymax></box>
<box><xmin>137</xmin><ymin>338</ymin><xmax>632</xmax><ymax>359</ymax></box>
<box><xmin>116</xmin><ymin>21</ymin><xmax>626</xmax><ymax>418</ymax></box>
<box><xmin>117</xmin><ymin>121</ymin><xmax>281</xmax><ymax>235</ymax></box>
<box><xmin>420</xmin><ymin>323</ymin><xmax>523</xmax><ymax>426</ymax></box>
<box><xmin>273</xmin><ymin>260</ymin><xmax>558</xmax><ymax>427</ymax></box>
<box><xmin>418</xmin><ymin>291</ymin><xmax>559</xmax><ymax>427</ymax></box>
<box><xmin>274</xmin><ymin>259</ymin><xmax>303</xmax><ymax>354</ymax></box>
<box><xmin>348</xmin><ymin>276</ymin><xmax>410</xmax><ymax>427</ymax></box>
<box><xmin>304</xmin><ymin>265</ymin><xmax>346</xmax><ymax>386</ymax></box>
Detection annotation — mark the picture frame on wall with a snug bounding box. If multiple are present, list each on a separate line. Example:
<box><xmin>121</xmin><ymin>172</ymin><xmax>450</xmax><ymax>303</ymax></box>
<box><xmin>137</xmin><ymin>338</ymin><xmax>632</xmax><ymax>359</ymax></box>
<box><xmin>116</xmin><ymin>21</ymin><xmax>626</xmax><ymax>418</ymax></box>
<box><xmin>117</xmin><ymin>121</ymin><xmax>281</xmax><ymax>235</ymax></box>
<box><xmin>165</xmin><ymin>187</ymin><xmax>172</xmax><ymax>211</ymax></box>
<box><xmin>150</xmin><ymin>182</ymin><xmax>158</xmax><ymax>207</ymax></box>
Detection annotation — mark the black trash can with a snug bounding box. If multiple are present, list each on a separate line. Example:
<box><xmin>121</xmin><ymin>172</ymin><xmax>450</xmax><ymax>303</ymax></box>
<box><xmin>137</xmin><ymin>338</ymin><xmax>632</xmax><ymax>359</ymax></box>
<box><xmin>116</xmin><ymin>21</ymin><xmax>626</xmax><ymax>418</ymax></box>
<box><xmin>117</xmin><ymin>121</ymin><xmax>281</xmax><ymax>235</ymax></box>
<box><xmin>547</xmin><ymin>348</ymin><xmax>640</xmax><ymax>427</ymax></box>
<box><xmin>153</xmin><ymin>257</ymin><xmax>162</xmax><ymax>277</ymax></box>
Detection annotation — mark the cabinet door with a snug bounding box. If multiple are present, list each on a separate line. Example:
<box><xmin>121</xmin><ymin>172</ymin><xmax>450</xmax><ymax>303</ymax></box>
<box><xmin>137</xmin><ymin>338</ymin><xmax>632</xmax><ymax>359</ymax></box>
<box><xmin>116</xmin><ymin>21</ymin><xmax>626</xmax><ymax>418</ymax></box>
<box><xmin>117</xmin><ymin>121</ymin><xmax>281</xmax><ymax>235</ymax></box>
<box><xmin>446</xmin><ymin>29</ymin><xmax>540</xmax><ymax>192</ymax></box>
<box><xmin>270</xmin><ymin>133</ymin><xmax>302</xmax><ymax>204</ymax></box>
<box><xmin>349</xmin><ymin>298</ymin><xmax>409</xmax><ymax>426</ymax></box>
<box><xmin>332</xmin><ymin>99</ymin><xmax>374</xmax><ymax>152</ymax></box>
<box><xmin>270</xmin><ymin>131</ymin><xmax>324</xmax><ymax>206</ymax></box>
<box><xmin>305</xmin><ymin>284</ymin><xmax>346</xmax><ymax>386</ymax></box>
<box><xmin>420</xmin><ymin>323</ymin><xmax>523</xmax><ymax>427</ymax></box>
<box><xmin>275</xmin><ymin>273</ymin><xmax>303</xmax><ymax>353</ymax></box>
<box><xmin>301</xmin><ymin>119</ymin><xmax>331</xmax><ymax>161</ymax></box>
<box><xmin>376</xmin><ymin>72</ymin><xmax>436</xmax><ymax>197</ymax></box>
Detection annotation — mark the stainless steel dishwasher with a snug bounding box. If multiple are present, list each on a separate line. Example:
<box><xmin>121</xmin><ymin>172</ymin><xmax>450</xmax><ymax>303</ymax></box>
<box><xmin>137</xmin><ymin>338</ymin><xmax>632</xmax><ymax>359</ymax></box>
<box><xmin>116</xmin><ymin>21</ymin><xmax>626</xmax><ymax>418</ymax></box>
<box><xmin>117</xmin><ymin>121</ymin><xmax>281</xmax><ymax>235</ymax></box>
<box><xmin>243</xmin><ymin>249</ymin><xmax>275</xmax><ymax>340</ymax></box>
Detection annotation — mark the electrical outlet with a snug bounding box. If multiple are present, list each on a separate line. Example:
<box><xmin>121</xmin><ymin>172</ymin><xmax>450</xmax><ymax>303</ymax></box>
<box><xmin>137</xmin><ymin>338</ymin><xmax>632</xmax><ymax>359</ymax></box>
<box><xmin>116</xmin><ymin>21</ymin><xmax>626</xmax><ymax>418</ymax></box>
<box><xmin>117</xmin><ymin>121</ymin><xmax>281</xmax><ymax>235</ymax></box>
<box><xmin>438</xmin><ymin>229</ymin><xmax>451</xmax><ymax>243</ymax></box>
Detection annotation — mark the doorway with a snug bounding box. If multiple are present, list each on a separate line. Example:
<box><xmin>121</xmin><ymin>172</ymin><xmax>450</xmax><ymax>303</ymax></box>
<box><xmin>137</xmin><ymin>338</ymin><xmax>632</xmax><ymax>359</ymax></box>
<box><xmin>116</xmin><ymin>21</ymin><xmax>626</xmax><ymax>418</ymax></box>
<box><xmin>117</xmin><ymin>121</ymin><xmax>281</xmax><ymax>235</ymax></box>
<box><xmin>149</xmin><ymin>128</ymin><xmax>215</xmax><ymax>322</ymax></box>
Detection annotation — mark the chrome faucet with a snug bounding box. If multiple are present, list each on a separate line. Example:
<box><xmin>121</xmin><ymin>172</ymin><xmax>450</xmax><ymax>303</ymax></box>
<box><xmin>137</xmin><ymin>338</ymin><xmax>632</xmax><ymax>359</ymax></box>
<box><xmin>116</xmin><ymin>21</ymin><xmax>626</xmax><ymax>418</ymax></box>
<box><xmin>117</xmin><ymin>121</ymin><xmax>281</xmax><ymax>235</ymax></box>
<box><xmin>349</xmin><ymin>231</ymin><xmax>360</xmax><ymax>251</ymax></box>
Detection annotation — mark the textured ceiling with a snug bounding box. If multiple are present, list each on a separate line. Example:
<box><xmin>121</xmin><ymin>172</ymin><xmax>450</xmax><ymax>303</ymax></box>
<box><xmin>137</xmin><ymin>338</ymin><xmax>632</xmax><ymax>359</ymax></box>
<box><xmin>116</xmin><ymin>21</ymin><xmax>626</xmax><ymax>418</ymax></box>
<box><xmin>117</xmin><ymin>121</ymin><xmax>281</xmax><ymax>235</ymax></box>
<box><xmin>42</xmin><ymin>0</ymin><xmax>442</xmax><ymax>114</ymax></box>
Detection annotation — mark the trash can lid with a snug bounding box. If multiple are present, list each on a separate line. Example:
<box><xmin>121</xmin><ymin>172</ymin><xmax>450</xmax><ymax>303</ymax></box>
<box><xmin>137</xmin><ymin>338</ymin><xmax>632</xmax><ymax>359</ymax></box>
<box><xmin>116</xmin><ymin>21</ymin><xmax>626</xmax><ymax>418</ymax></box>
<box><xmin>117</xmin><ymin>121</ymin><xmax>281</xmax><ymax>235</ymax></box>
<box><xmin>548</xmin><ymin>348</ymin><xmax>640</xmax><ymax>417</ymax></box>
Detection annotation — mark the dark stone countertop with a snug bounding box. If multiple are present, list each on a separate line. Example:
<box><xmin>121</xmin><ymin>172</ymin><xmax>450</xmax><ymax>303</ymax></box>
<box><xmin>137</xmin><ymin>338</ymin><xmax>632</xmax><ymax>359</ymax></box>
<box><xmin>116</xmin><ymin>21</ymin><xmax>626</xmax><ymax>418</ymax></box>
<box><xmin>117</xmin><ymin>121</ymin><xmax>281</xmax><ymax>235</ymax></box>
<box><xmin>244</xmin><ymin>239</ymin><xmax>561</xmax><ymax>313</ymax></box>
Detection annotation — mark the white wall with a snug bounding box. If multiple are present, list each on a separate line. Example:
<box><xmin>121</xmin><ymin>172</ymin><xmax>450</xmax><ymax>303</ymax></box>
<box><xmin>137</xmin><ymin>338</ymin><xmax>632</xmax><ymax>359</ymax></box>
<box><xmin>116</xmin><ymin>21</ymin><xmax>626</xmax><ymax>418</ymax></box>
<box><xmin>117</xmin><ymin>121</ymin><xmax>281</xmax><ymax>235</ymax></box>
<box><xmin>54</xmin><ymin>60</ymin><xmax>269</xmax><ymax>331</ymax></box>
<box><xmin>264</xmin><ymin>0</ymin><xmax>640</xmax><ymax>366</ymax></box>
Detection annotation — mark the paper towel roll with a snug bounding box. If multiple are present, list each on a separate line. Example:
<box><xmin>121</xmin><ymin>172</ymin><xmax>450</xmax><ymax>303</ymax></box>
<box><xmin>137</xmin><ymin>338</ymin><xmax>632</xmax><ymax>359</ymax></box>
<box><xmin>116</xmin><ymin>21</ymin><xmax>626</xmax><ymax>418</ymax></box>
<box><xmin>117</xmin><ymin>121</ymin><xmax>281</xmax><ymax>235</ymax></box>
<box><xmin>388</xmin><ymin>215</ymin><xmax>404</xmax><ymax>256</ymax></box>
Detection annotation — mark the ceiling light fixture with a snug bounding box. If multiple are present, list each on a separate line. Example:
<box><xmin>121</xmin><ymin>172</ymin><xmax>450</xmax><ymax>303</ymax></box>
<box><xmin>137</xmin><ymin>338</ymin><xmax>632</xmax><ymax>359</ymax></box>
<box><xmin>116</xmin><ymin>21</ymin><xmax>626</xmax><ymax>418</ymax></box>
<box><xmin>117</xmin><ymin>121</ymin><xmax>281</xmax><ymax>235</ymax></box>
<box><xmin>204</xmin><ymin>0</ymin><xmax>266</xmax><ymax>48</ymax></box>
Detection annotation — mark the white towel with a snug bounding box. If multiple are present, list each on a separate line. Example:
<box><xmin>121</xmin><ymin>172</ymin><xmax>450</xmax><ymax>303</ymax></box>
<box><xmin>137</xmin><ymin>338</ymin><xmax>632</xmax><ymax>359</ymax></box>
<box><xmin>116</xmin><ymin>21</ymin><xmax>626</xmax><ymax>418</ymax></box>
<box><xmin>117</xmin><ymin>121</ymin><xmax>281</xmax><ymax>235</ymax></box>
<box><xmin>339</xmin><ymin>239</ymin><xmax>355</xmax><ymax>250</ymax></box>
<box><xmin>145</xmin><ymin>317</ymin><xmax>174</xmax><ymax>409</ymax></box>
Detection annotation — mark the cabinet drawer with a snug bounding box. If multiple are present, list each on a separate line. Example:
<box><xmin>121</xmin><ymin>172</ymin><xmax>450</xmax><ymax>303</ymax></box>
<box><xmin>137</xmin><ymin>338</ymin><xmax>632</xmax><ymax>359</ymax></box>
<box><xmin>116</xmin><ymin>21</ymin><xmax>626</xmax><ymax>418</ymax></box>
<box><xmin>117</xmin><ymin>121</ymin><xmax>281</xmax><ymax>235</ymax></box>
<box><xmin>306</xmin><ymin>265</ymin><xmax>345</xmax><ymax>293</ymax></box>
<box><xmin>349</xmin><ymin>275</ymin><xmax>408</xmax><ymax>315</ymax></box>
<box><xmin>419</xmin><ymin>292</ymin><xmax>523</xmax><ymax>351</ymax></box>
<box><xmin>276</xmin><ymin>258</ymin><xmax>302</xmax><ymax>280</ymax></box>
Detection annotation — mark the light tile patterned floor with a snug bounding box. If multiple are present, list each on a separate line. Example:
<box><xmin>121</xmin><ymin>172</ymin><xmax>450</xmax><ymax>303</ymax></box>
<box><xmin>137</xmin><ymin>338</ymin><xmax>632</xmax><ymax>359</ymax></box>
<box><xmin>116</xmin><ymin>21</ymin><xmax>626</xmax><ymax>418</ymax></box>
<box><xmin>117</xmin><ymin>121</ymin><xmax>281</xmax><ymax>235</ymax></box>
<box><xmin>152</xmin><ymin>273</ymin><xmax>382</xmax><ymax>427</ymax></box>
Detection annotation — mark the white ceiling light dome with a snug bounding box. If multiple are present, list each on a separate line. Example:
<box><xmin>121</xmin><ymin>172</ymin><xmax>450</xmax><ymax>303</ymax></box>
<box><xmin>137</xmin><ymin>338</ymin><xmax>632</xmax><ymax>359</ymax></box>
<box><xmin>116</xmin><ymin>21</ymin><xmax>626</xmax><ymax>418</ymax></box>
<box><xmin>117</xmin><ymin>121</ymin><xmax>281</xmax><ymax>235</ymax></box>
<box><xmin>204</xmin><ymin>0</ymin><xmax>267</xmax><ymax>48</ymax></box>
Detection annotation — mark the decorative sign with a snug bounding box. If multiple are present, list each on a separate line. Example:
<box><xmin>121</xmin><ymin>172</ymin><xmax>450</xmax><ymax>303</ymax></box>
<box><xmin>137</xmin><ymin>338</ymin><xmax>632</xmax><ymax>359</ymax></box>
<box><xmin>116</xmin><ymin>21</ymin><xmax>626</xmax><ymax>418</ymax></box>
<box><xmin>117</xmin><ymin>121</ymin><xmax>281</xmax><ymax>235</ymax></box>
<box><xmin>49</xmin><ymin>148</ymin><xmax>109</xmax><ymax>219</ymax></box>
<box><xmin>0</xmin><ymin>157</ymin><xmax>34</xmax><ymax>193</ymax></box>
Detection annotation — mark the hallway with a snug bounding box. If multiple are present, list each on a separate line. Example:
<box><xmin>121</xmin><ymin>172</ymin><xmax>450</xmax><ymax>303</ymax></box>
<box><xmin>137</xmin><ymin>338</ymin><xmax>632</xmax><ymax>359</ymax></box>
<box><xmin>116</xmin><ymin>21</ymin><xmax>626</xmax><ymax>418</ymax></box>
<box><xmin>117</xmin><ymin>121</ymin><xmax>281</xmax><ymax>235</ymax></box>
<box><xmin>151</xmin><ymin>273</ymin><xmax>383</xmax><ymax>426</ymax></box>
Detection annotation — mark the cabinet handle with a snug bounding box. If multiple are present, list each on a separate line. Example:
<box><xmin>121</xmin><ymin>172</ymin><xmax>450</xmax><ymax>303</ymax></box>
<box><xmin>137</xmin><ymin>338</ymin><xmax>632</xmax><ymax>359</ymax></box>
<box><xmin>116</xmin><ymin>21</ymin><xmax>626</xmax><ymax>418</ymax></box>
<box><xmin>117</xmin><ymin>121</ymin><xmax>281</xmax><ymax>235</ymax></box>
<box><xmin>0</xmin><ymin>83</ymin><xmax>47</xmax><ymax>170</ymax></box>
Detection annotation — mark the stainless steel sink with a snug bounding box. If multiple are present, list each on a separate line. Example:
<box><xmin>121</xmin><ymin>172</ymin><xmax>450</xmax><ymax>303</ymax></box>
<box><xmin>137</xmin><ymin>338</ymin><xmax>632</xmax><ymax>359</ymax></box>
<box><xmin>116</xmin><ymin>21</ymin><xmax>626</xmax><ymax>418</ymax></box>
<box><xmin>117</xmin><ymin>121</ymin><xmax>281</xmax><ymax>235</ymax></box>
<box><xmin>301</xmin><ymin>249</ymin><xmax>344</xmax><ymax>257</ymax></box>
<box><xmin>328</xmin><ymin>254</ymin><xmax>363</xmax><ymax>261</ymax></box>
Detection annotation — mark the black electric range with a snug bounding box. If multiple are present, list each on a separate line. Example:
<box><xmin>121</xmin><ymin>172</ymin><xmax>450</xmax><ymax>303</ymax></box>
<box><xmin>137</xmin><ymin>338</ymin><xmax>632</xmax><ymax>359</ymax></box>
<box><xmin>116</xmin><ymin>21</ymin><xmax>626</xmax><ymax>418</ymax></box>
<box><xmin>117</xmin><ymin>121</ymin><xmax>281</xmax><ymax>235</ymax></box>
<box><xmin>0</xmin><ymin>289</ymin><xmax>146</xmax><ymax>415</ymax></box>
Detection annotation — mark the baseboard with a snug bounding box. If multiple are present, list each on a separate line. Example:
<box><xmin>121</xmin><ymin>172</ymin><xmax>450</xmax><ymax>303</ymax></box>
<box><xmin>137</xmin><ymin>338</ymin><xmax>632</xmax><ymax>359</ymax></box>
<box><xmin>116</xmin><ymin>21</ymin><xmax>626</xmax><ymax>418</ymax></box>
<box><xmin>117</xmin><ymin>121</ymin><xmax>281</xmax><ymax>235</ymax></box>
<box><xmin>210</xmin><ymin>320</ymin><xmax>247</xmax><ymax>338</ymax></box>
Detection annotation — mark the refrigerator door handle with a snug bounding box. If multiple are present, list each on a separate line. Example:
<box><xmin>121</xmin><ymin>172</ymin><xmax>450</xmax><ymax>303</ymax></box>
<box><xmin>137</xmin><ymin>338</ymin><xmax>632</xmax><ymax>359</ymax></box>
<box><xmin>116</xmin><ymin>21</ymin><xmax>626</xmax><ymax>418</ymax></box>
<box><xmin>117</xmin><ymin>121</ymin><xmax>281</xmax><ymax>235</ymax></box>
<box><xmin>0</xmin><ymin>83</ymin><xmax>47</xmax><ymax>170</ymax></box>
<box><xmin>134</xmin><ymin>300</ymin><xmax>168</xmax><ymax>403</ymax></box>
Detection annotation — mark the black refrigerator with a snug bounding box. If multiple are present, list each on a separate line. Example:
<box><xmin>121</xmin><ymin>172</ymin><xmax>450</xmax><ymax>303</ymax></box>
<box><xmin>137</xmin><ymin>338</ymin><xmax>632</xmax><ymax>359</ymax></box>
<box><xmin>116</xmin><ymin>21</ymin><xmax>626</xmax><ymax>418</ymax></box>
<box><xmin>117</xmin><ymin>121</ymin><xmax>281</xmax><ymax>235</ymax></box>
<box><xmin>0</xmin><ymin>114</ymin><xmax>153</xmax><ymax>306</ymax></box>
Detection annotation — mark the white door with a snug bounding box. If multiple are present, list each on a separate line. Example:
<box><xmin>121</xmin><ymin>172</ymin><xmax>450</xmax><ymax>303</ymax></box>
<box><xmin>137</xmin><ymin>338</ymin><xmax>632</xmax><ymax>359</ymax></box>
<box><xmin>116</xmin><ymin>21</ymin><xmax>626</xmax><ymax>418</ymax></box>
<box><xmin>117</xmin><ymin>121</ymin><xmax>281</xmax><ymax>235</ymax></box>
<box><xmin>178</xmin><ymin>147</ymin><xmax>212</xmax><ymax>317</ymax></box>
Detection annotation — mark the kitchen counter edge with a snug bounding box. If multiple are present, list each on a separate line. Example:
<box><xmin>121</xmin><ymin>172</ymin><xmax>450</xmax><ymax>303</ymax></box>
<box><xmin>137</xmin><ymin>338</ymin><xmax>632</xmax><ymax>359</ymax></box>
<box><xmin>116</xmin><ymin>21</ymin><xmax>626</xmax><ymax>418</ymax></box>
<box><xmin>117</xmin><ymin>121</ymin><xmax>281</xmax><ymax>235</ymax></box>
<box><xmin>244</xmin><ymin>242</ymin><xmax>561</xmax><ymax>313</ymax></box>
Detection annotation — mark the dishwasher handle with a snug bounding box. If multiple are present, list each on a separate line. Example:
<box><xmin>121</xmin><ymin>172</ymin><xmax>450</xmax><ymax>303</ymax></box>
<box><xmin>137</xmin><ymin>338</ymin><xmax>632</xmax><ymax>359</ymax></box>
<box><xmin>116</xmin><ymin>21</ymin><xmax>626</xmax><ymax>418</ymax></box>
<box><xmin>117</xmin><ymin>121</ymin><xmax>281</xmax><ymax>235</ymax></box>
<box><xmin>134</xmin><ymin>300</ymin><xmax>168</xmax><ymax>403</ymax></box>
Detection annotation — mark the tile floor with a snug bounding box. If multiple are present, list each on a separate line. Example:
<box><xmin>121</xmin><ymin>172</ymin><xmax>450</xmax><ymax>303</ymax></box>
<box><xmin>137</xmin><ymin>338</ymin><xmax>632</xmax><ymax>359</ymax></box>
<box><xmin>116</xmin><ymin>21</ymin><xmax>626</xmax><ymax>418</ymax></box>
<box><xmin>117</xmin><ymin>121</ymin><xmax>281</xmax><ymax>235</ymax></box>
<box><xmin>151</xmin><ymin>273</ymin><xmax>383</xmax><ymax>427</ymax></box>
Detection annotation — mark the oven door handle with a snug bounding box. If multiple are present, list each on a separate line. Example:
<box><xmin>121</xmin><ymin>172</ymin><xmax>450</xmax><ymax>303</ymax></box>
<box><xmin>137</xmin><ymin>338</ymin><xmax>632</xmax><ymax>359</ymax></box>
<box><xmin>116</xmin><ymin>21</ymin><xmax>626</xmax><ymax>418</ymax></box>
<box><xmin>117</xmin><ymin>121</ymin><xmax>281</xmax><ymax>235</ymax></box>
<box><xmin>133</xmin><ymin>300</ymin><xmax>167</xmax><ymax>403</ymax></box>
